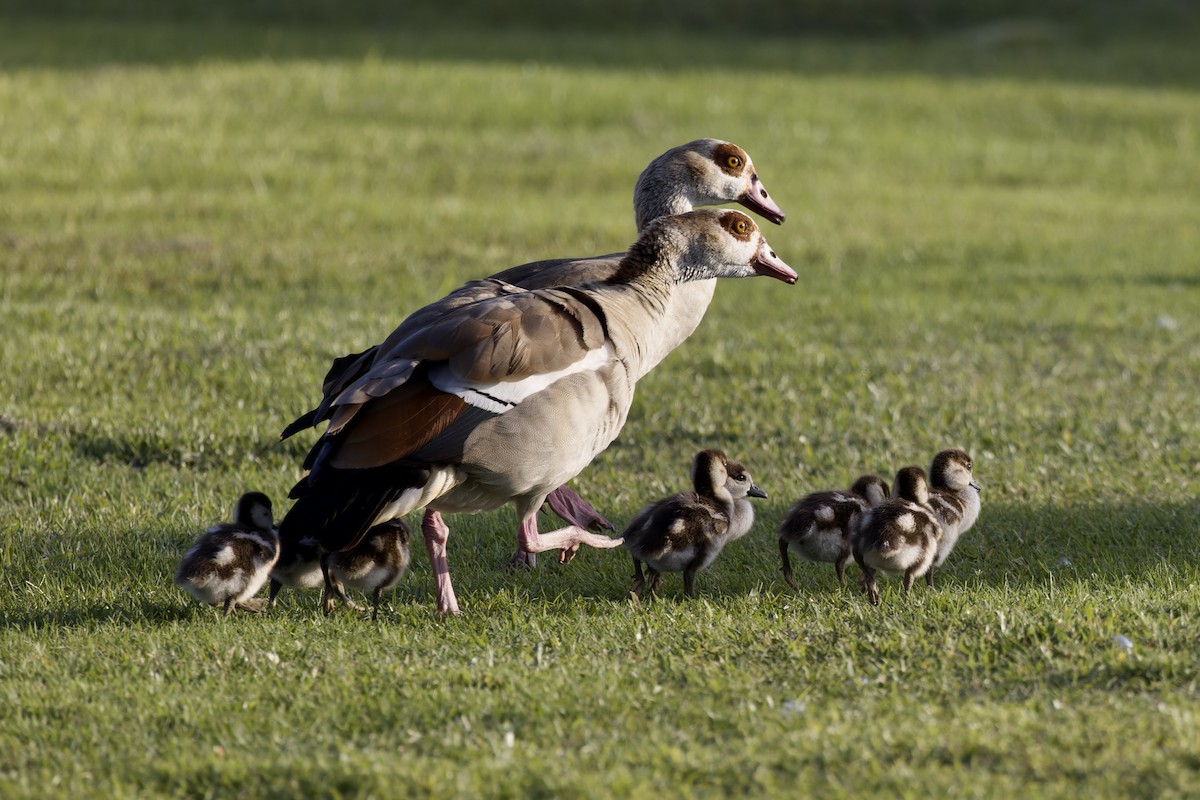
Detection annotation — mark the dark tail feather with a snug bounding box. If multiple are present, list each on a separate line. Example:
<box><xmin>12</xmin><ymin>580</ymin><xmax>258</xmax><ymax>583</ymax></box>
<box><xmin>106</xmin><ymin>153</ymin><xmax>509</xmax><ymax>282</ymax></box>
<box><xmin>281</xmin><ymin>465</ymin><xmax>429</xmax><ymax>553</ymax></box>
<box><xmin>281</xmin><ymin>484</ymin><xmax>401</xmax><ymax>553</ymax></box>
<box><xmin>280</xmin><ymin>346</ymin><xmax>379</xmax><ymax>441</ymax></box>
<box><xmin>281</xmin><ymin>408</ymin><xmax>320</xmax><ymax>441</ymax></box>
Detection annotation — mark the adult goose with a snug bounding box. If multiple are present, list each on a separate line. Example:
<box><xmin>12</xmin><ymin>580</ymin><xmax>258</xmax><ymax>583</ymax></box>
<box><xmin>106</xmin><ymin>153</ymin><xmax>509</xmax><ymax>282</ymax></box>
<box><xmin>279</xmin><ymin>209</ymin><xmax>796</xmax><ymax>614</ymax></box>
<box><xmin>280</xmin><ymin>139</ymin><xmax>786</xmax><ymax>565</ymax></box>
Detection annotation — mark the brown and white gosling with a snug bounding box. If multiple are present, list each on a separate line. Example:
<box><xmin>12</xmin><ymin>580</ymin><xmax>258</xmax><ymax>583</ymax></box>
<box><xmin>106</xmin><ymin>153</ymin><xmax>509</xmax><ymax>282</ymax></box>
<box><xmin>925</xmin><ymin>448</ymin><xmax>982</xmax><ymax>587</ymax></box>
<box><xmin>174</xmin><ymin>492</ymin><xmax>280</xmax><ymax>615</ymax></box>
<box><xmin>778</xmin><ymin>474</ymin><xmax>890</xmax><ymax>589</ymax></box>
<box><xmin>623</xmin><ymin>449</ymin><xmax>767</xmax><ymax>599</ymax></box>
<box><xmin>851</xmin><ymin>467</ymin><xmax>943</xmax><ymax>606</ymax></box>
<box><xmin>321</xmin><ymin>517</ymin><xmax>412</xmax><ymax>620</ymax></box>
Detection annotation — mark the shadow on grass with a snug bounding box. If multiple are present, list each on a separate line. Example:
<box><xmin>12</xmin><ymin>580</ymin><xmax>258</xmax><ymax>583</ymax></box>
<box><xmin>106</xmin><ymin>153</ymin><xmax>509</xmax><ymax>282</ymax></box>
<box><xmin>1</xmin><ymin>1</ymin><xmax>1198</xmax><ymax>90</ymax></box>
<box><xmin>2</xmin><ymin>499</ymin><xmax>1194</xmax><ymax>630</ymax></box>
<box><xmin>68</xmin><ymin>429</ymin><xmax>303</xmax><ymax>472</ymax></box>
<box><xmin>371</xmin><ymin>498</ymin><xmax>1200</xmax><ymax>610</ymax></box>
<box><xmin>686</xmin><ymin>498</ymin><xmax>1200</xmax><ymax>601</ymax></box>
<box><xmin>0</xmin><ymin>597</ymin><xmax>197</xmax><ymax>630</ymax></box>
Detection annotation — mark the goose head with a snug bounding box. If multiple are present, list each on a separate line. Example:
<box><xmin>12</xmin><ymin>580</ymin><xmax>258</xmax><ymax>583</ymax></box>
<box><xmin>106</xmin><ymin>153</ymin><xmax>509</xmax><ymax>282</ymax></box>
<box><xmin>930</xmin><ymin>448</ymin><xmax>981</xmax><ymax>493</ymax></box>
<box><xmin>892</xmin><ymin>467</ymin><xmax>931</xmax><ymax>506</ymax></box>
<box><xmin>724</xmin><ymin>459</ymin><xmax>768</xmax><ymax>501</ymax></box>
<box><xmin>618</xmin><ymin>209</ymin><xmax>796</xmax><ymax>285</ymax></box>
<box><xmin>634</xmin><ymin>138</ymin><xmax>787</xmax><ymax>231</ymax></box>
<box><xmin>851</xmin><ymin>474</ymin><xmax>891</xmax><ymax>506</ymax></box>
<box><xmin>690</xmin><ymin>449</ymin><xmax>767</xmax><ymax>501</ymax></box>
<box><xmin>233</xmin><ymin>491</ymin><xmax>275</xmax><ymax>532</ymax></box>
<box><xmin>690</xmin><ymin>448</ymin><xmax>729</xmax><ymax>500</ymax></box>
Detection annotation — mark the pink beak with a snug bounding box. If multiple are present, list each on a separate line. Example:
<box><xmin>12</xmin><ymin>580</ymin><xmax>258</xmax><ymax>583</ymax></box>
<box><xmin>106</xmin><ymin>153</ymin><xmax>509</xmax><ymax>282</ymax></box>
<box><xmin>753</xmin><ymin>239</ymin><xmax>796</xmax><ymax>284</ymax></box>
<box><xmin>739</xmin><ymin>173</ymin><xmax>786</xmax><ymax>225</ymax></box>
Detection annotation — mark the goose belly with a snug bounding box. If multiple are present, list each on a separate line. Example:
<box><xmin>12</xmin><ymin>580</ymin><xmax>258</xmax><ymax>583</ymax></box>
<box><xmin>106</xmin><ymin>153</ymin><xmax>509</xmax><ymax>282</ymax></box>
<box><xmin>456</xmin><ymin>363</ymin><xmax>634</xmax><ymax>500</ymax></box>
<box><xmin>271</xmin><ymin>536</ymin><xmax>323</xmax><ymax>588</ymax></box>
<box><xmin>959</xmin><ymin>491</ymin><xmax>982</xmax><ymax>533</ymax></box>
<box><xmin>643</xmin><ymin>544</ymin><xmax>722</xmax><ymax>575</ymax></box>
<box><xmin>180</xmin><ymin>559</ymin><xmax>275</xmax><ymax>605</ymax></box>
<box><xmin>791</xmin><ymin>529</ymin><xmax>849</xmax><ymax>564</ymax></box>
<box><xmin>270</xmin><ymin>558</ymin><xmax>325</xmax><ymax>589</ymax></box>
<box><xmin>862</xmin><ymin>540</ymin><xmax>933</xmax><ymax>576</ymax></box>
<box><xmin>333</xmin><ymin>563</ymin><xmax>404</xmax><ymax>593</ymax></box>
<box><xmin>933</xmin><ymin>527</ymin><xmax>963</xmax><ymax>567</ymax></box>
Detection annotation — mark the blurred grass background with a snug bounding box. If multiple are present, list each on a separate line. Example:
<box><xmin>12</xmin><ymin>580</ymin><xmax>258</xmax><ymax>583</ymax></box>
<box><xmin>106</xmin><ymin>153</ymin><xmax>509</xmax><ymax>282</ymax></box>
<box><xmin>1</xmin><ymin>1</ymin><xmax>1198</xmax><ymax>797</ymax></box>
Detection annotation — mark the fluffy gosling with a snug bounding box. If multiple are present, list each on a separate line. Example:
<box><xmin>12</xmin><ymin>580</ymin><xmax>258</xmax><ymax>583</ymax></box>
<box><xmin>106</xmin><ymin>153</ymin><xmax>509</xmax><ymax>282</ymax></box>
<box><xmin>778</xmin><ymin>474</ymin><xmax>890</xmax><ymax>588</ymax></box>
<box><xmin>175</xmin><ymin>492</ymin><xmax>279</xmax><ymax>615</ymax></box>
<box><xmin>623</xmin><ymin>448</ymin><xmax>767</xmax><ymax>599</ymax></box>
<box><xmin>851</xmin><ymin>467</ymin><xmax>942</xmax><ymax>606</ymax></box>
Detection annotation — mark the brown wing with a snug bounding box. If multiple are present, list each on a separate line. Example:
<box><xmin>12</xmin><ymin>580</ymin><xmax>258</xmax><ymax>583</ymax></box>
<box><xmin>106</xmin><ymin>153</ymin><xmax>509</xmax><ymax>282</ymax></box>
<box><xmin>284</xmin><ymin>252</ymin><xmax>623</xmax><ymax>442</ymax></box>
<box><xmin>488</xmin><ymin>253</ymin><xmax>624</xmax><ymax>288</ymax></box>
<box><xmin>316</xmin><ymin>286</ymin><xmax>609</xmax><ymax>472</ymax></box>
<box><xmin>326</xmin><ymin>376</ymin><xmax>469</xmax><ymax>470</ymax></box>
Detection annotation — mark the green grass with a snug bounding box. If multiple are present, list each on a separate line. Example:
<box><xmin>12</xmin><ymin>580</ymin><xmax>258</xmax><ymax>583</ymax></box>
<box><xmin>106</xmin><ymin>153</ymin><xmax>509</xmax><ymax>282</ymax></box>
<box><xmin>2</xmin><ymin>8</ymin><xmax>1199</xmax><ymax>798</ymax></box>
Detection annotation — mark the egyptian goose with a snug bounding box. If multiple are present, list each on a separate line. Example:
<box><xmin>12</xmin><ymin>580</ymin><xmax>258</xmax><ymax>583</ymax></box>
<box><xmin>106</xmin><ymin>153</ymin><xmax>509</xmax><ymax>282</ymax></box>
<box><xmin>851</xmin><ymin>467</ymin><xmax>943</xmax><ymax>606</ymax></box>
<box><xmin>623</xmin><ymin>448</ymin><xmax>767</xmax><ymax>599</ymax></box>
<box><xmin>279</xmin><ymin>209</ymin><xmax>796</xmax><ymax>614</ymax></box>
<box><xmin>925</xmin><ymin>448</ymin><xmax>982</xmax><ymax>587</ymax></box>
<box><xmin>280</xmin><ymin>139</ymin><xmax>786</xmax><ymax>567</ymax></box>
<box><xmin>174</xmin><ymin>492</ymin><xmax>280</xmax><ymax>615</ymax></box>
<box><xmin>778</xmin><ymin>474</ymin><xmax>890</xmax><ymax>589</ymax></box>
<box><xmin>320</xmin><ymin>518</ymin><xmax>411</xmax><ymax>620</ymax></box>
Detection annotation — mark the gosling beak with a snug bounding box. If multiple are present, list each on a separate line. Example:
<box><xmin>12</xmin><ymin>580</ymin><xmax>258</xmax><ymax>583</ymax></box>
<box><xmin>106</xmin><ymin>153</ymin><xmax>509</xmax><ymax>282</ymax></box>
<box><xmin>970</xmin><ymin>480</ymin><xmax>982</xmax><ymax>493</ymax></box>
<box><xmin>748</xmin><ymin>484</ymin><xmax>768</xmax><ymax>499</ymax></box>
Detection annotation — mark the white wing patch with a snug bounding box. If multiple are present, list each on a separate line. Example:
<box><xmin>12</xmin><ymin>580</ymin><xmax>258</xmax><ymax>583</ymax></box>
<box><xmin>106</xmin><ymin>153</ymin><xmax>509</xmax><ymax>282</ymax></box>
<box><xmin>428</xmin><ymin>343</ymin><xmax>614</xmax><ymax>414</ymax></box>
<box><xmin>232</xmin><ymin>531</ymin><xmax>275</xmax><ymax>553</ymax></box>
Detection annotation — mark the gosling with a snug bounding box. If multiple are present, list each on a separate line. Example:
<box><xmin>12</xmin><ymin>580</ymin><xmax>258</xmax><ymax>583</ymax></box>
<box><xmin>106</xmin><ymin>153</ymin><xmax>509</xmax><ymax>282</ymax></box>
<box><xmin>623</xmin><ymin>448</ymin><xmax>767</xmax><ymax>599</ymax></box>
<box><xmin>267</xmin><ymin>530</ymin><xmax>323</xmax><ymax>610</ymax></box>
<box><xmin>851</xmin><ymin>467</ymin><xmax>942</xmax><ymax>606</ymax></box>
<box><xmin>925</xmin><ymin>448</ymin><xmax>982</xmax><ymax>587</ymax></box>
<box><xmin>778</xmin><ymin>474</ymin><xmax>890</xmax><ymax>589</ymax></box>
<box><xmin>175</xmin><ymin>492</ymin><xmax>280</xmax><ymax>615</ymax></box>
<box><xmin>321</xmin><ymin>518</ymin><xmax>412</xmax><ymax>620</ymax></box>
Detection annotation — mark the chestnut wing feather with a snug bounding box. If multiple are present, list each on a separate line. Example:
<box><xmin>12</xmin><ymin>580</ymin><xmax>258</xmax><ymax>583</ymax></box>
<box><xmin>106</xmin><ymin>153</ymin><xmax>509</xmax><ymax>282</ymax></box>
<box><xmin>317</xmin><ymin>287</ymin><xmax>610</xmax><ymax>471</ymax></box>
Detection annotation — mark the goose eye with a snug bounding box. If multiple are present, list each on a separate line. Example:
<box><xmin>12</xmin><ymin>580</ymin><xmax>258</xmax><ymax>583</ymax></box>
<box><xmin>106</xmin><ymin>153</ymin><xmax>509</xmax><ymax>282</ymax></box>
<box><xmin>727</xmin><ymin>155</ymin><xmax>742</xmax><ymax>169</ymax></box>
<box><xmin>734</xmin><ymin>219</ymin><xmax>748</xmax><ymax>234</ymax></box>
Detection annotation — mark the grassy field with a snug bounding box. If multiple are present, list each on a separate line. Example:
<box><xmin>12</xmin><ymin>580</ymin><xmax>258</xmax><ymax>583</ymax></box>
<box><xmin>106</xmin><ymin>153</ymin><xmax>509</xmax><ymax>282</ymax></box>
<box><xmin>2</xmin><ymin>6</ymin><xmax>1199</xmax><ymax>798</ymax></box>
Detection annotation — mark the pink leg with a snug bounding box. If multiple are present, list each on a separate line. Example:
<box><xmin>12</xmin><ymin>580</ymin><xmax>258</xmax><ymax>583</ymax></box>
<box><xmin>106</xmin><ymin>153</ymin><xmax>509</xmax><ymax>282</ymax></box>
<box><xmin>422</xmin><ymin>509</ymin><xmax>460</xmax><ymax>615</ymax></box>
<box><xmin>545</xmin><ymin>485</ymin><xmax>613</xmax><ymax>531</ymax></box>
<box><xmin>517</xmin><ymin>514</ymin><xmax>623</xmax><ymax>565</ymax></box>
<box><xmin>508</xmin><ymin>485</ymin><xmax>612</xmax><ymax>569</ymax></box>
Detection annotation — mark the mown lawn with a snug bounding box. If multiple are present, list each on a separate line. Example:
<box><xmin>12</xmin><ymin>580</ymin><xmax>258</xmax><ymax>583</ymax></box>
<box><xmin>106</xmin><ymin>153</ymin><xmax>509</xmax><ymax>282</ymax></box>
<box><xmin>1</xmin><ymin>7</ymin><xmax>1198</xmax><ymax>798</ymax></box>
